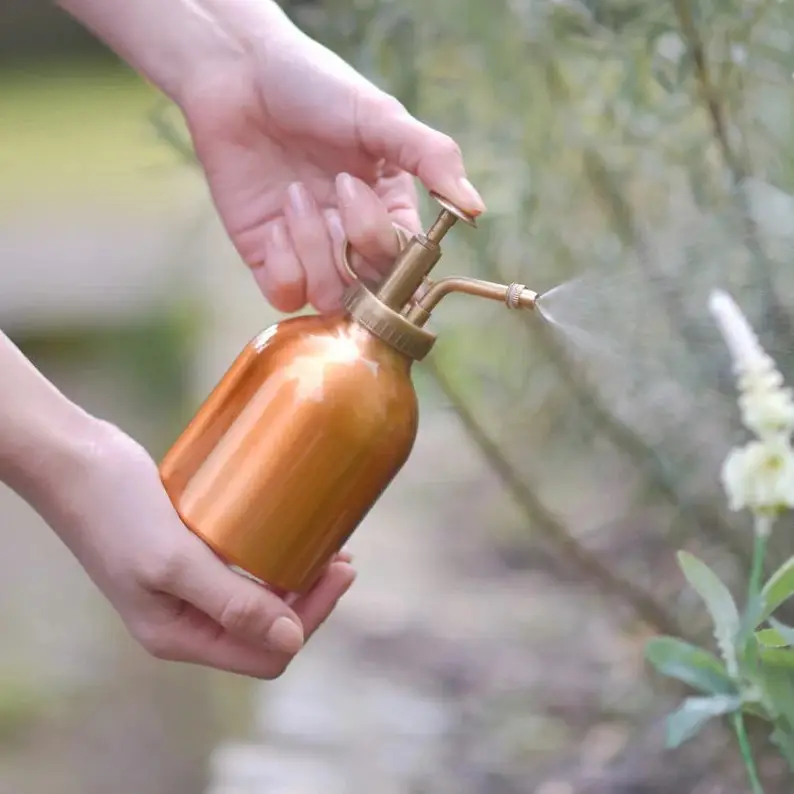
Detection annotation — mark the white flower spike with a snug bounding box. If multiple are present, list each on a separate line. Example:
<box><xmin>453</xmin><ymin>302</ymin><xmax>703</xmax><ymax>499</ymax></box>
<box><xmin>709</xmin><ymin>290</ymin><xmax>794</xmax><ymax>440</ymax></box>
<box><xmin>709</xmin><ymin>289</ymin><xmax>794</xmax><ymax>529</ymax></box>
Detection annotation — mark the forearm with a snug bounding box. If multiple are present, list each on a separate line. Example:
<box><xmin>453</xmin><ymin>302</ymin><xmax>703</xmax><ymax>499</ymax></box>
<box><xmin>54</xmin><ymin>0</ymin><xmax>298</xmax><ymax>105</ymax></box>
<box><xmin>0</xmin><ymin>331</ymin><xmax>102</xmax><ymax>515</ymax></box>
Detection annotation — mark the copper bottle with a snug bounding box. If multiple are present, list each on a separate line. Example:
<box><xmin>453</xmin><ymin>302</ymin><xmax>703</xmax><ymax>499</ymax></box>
<box><xmin>160</xmin><ymin>192</ymin><xmax>538</xmax><ymax>594</ymax></box>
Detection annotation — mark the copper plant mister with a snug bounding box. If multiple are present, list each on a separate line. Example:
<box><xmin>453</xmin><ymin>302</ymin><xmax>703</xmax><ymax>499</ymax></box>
<box><xmin>159</xmin><ymin>191</ymin><xmax>538</xmax><ymax>594</ymax></box>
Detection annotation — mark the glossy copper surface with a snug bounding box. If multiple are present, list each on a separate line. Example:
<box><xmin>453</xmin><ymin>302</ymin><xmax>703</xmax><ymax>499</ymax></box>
<box><xmin>159</xmin><ymin>314</ymin><xmax>418</xmax><ymax>594</ymax></box>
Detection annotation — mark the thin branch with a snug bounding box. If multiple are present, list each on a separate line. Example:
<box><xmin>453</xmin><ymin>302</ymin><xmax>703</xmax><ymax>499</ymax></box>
<box><xmin>427</xmin><ymin>357</ymin><xmax>687</xmax><ymax>639</ymax></box>
<box><xmin>670</xmin><ymin>0</ymin><xmax>794</xmax><ymax>342</ymax></box>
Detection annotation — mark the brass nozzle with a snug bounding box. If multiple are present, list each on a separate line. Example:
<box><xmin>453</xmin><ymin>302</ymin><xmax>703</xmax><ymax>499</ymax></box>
<box><xmin>405</xmin><ymin>278</ymin><xmax>538</xmax><ymax>327</ymax></box>
<box><xmin>343</xmin><ymin>190</ymin><xmax>538</xmax><ymax>362</ymax></box>
<box><xmin>374</xmin><ymin>192</ymin><xmax>477</xmax><ymax>310</ymax></box>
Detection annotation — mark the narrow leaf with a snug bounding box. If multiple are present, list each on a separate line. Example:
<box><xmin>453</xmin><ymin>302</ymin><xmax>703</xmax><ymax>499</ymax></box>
<box><xmin>761</xmin><ymin>556</ymin><xmax>794</xmax><ymax>620</ymax></box>
<box><xmin>756</xmin><ymin>627</ymin><xmax>791</xmax><ymax>648</ymax></box>
<box><xmin>737</xmin><ymin>594</ymin><xmax>766</xmax><ymax>648</ymax></box>
<box><xmin>645</xmin><ymin>636</ymin><xmax>735</xmax><ymax>695</ymax></box>
<box><xmin>677</xmin><ymin>552</ymin><xmax>740</xmax><ymax>672</ymax></box>
<box><xmin>771</xmin><ymin>728</ymin><xmax>794</xmax><ymax>773</ymax></box>
<box><xmin>665</xmin><ymin>695</ymin><xmax>742</xmax><ymax>749</ymax></box>
<box><xmin>759</xmin><ymin>647</ymin><xmax>794</xmax><ymax>670</ymax></box>
<box><xmin>758</xmin><ymin>661</ymin><xmax>794</xmax><ymax>731</ymax></box>
<box><xmin>769</xmin><ymin>619</ymin><xmax>794</xmax><ymax>647</ymax></box>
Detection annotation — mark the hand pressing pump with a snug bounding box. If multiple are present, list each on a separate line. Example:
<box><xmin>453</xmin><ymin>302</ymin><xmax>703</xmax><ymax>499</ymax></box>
<box><xmin>159</xmin><ymin>191</ymin><xmax>538</xmax><ymax>594</ymax></box>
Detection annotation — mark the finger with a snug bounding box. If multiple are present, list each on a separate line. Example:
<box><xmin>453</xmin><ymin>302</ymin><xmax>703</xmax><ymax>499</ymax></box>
<box><xmin>335</xmin><ymin>172</ymin><xmax>403</xmax><ymax>277</ymax></box>
<box><xmin>145</xmin><ymin>560</ymin><xmax>355</xmax><ymax>679</ymax></box>
<box><xmin>284</xmin><ymin>181</ymin><xmax>344</xmax><ymax>313</ymax></box>
<box><xmin>376</xmin><ymin>167</ymin><xmax>423</xmax><ymax>235</ymax></box>
<box><xmin>190</xmin><ymin>561</ymin><xmax>356</xmax><ymax>676</ymax></box>
<box><xmin>358</xmin><ymin>95</ymin><xmax>486</xmax><ymax>215</ymax></box>
<box><xmin>291</xmin><ymin>560</ymin><xmax>357</xmax><ymax>640</ymax></box>
<box><xmin>142</xmin><ymin>604</ymin><xmax>296</xmax><ymax>679</ymax></box>
<box><xmin>251</xmin><ymin>219</ymin><xmax>307</xmax><ymax>313</ymax></box>
<box><xmin>324</xmin><ymin>207</ymin><xmax>359</xmax><ymax>285</ymax></box>
<box><xmin>163</xmin><ymin>536</ymin><xmax>305</xmax><ymax>655</ymax></box>
<box><xmin>324</xmin><ymin>207</ymin><xmax>384</xmax><ymax>291</ymax></box>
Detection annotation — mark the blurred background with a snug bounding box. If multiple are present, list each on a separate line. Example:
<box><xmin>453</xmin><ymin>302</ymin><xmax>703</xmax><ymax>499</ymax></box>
<box><xmin>3</xmin><ymin>0</ymin><xmax>794</xmax><ymax>792</ymax></box>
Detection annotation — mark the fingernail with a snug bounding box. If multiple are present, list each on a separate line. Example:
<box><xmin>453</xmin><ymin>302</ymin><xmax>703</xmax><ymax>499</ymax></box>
<box><xmin>287</xmin><ymin>182</ymin><xmax>312</xmax><ymax>217</ymax></box>
<box><xmin>457</xmin><ymin>177</ymin><xmax>486</xmax><ymax>214</ymax></box>
<box><xmin>266</xmin><ymin>616</ymin><xmax>304</xmax><ymax>654</ymax></box>
<box><xmin>325</xmin><ymin>210</ymin><xmax>345</xmax><ymax>244</ymax></box>
<box><xmin>336</xmin><ymin>172</ymin><xmax>357</xmax><ymax>204</ymax></box>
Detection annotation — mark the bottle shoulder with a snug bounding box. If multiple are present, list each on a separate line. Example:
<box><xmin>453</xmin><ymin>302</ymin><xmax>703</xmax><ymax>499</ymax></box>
<box><xmin>233</xmin><ymin>314</ymin><xmax>416</xmax><ymax>408</ymax></box>
<box><xmin>246</xmin><ymin>315</ymin><xmax>411</xmax><ymax>373</ymax></box>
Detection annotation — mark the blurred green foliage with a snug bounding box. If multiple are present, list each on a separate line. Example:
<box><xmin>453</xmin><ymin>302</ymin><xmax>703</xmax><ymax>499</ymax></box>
<box><xmin>15</xmin><ymin>305</ymin><xmax>200</xmax><ymax>455</ymax></box>
<box><xmin>0</xmin><ymin>62</ymin><xmax>187</xmax><ymax>208</ymax></box>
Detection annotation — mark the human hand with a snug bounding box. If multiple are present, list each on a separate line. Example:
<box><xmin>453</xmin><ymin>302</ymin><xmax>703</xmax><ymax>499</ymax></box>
<box><xmin>41</xmin><ymin>421</ymin><xmax>356</xmax><ymax>678</ymax></box>
<box><xmin>179</xmin><ymin>3</ymin><xmax>486</xmax><ymax>314</ymax></box>
<box><xmin>55</xmin><ymin>0</ymin><xmax>484</xmax><ymax>312</ymax></box>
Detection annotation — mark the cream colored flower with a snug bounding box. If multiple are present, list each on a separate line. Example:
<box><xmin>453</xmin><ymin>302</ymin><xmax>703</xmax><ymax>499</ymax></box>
<box><xmin>709</xmin><ymin>289</ymin><xmax>794</xmax><ymax>527</ymax></box>
<box><xmin>721</xmin><ymin>438</ymin><xmax>794</xmax><ymax>518</ymax></box>
<box><xmin>739</xmin><ymin>380</ymin><xmax>794</xmax><ymax>441</ymax></box>
<box><xmin>710</xmin><ymin>290</ymin><xmax>794</xmax><ymax>439</ymax></box>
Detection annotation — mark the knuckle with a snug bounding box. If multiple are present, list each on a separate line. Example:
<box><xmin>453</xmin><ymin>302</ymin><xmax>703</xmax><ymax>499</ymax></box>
<box><xmin>218</xmin><ymin>593</ymin><xmax>265</xmax><ymax>637</ymax></box>
<box><xmin>137</xmin><ymin>548</ymin><xmax>188</xmax><ymax>591</ymax></box>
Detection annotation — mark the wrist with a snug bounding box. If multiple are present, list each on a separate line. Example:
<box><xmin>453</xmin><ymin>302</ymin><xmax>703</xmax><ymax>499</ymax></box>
<box><xmin>0</xmin><ymin>391</ymin><xmax>107</xmax><ymax>521</ymax></box>
<box><xmin>0</xmin><ymin>333</ymin><xmax>109</xmax><ymax>521</ymax></box>
<box><xmin>55</xmin><ymin>0</ymin><xmax>296</xmax><ymax>108</ymax></box>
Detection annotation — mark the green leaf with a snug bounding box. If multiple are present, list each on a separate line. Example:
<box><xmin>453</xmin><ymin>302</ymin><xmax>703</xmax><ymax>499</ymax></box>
<box><xmin>761</xmin><ymin>556</ymin><xmax>794</xmax><ymax>620</ymax></box>
<box><xmin>756</xmin><ymin>627</ymin><xmax>791</xmax><ymax>648</ymax></box>
<box><xmin>665</xmin><ymin>695</ymin><xmax>743</xmax><ymax>749</ymax></box>
<box><xmin>769</xmin><ymin>619</ymin><xmax>794</xmax><ymax>647</ymax></box>
<box><xmin>759</xmin><ymin>647</ymin><xmax>794</xmax><ymax>670</ymax></box>
<box><xmin>677</xmin><ymin>552</ymin><xmax>740</xmax><ymax>672</ymax></box>
<box><xmin>645</xmin><ymin>636</ymin><xmax>735</xmax><ymax>695</ymax></box>
<box><xmin>757</xmin><ymin>659</ymin><xmax>794</xmax><ymax>730</ymax></box>
<box><xmin>771</xmin><ymin>727</ymin><xmax>794</xmax><ymax>773</ymax></box>
<box><xmin>737</xmin><ymin>594</ymin><xmax>766</xmax><ymax>649</ymax></box>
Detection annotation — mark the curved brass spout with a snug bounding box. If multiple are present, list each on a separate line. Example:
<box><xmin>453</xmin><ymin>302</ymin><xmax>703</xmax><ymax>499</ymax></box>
<box><xmin>343</xmin><ymin>190</ymin><xmax>538</xmax><ymax>361</ymax></box>
<box><xmin>405</xmin><ymin>277</ymin><xmax>538</xmax><ymax>327</ymax></box>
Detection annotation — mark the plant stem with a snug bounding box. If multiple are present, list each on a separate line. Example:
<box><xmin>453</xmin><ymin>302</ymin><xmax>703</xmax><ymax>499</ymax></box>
<box><xmin>748</xmin><ymin>531</ymin><xmax>768</xmax><ymax>604</ymax></box>
<box><xmin>731</xmin><ymin>523</ymin><xmax>770</xmax><ymax>794</ymax></box>
<box><xmin>732</xmin><ymin>712</ymin><xmax>765</xmax><ymax>794</ymax></box>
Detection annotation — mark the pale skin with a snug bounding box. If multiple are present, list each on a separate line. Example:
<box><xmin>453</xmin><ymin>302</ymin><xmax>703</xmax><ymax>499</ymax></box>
<box><xmin>0</xmin><ymin>0</ymin><xmax>485</xmax><ymax>679</ymax></box>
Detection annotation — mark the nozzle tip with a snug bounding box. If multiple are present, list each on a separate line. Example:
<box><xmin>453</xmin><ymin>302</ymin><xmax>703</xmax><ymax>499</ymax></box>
<box><xmin>519</xmin><ymin>288</ymin><xmax>538</xmax><ymax>309</ymax></box>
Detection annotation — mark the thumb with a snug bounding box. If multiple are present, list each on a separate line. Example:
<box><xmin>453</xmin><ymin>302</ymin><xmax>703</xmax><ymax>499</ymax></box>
<box><xmin>167</xmin><ymin>537</ymin><xmax>305</xmax><ymax>655</ymax></box>
<box><xmin>359</xmin><ymin>96</ymin><xmax>486</xmax><ymax>215</ymax></box>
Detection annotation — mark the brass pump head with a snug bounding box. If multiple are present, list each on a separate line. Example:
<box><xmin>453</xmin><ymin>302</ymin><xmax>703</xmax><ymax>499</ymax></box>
<box><xmin>342</xmin><ymin>191</ymin><xmax>537</xmax><ymax>361</ymax></box>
